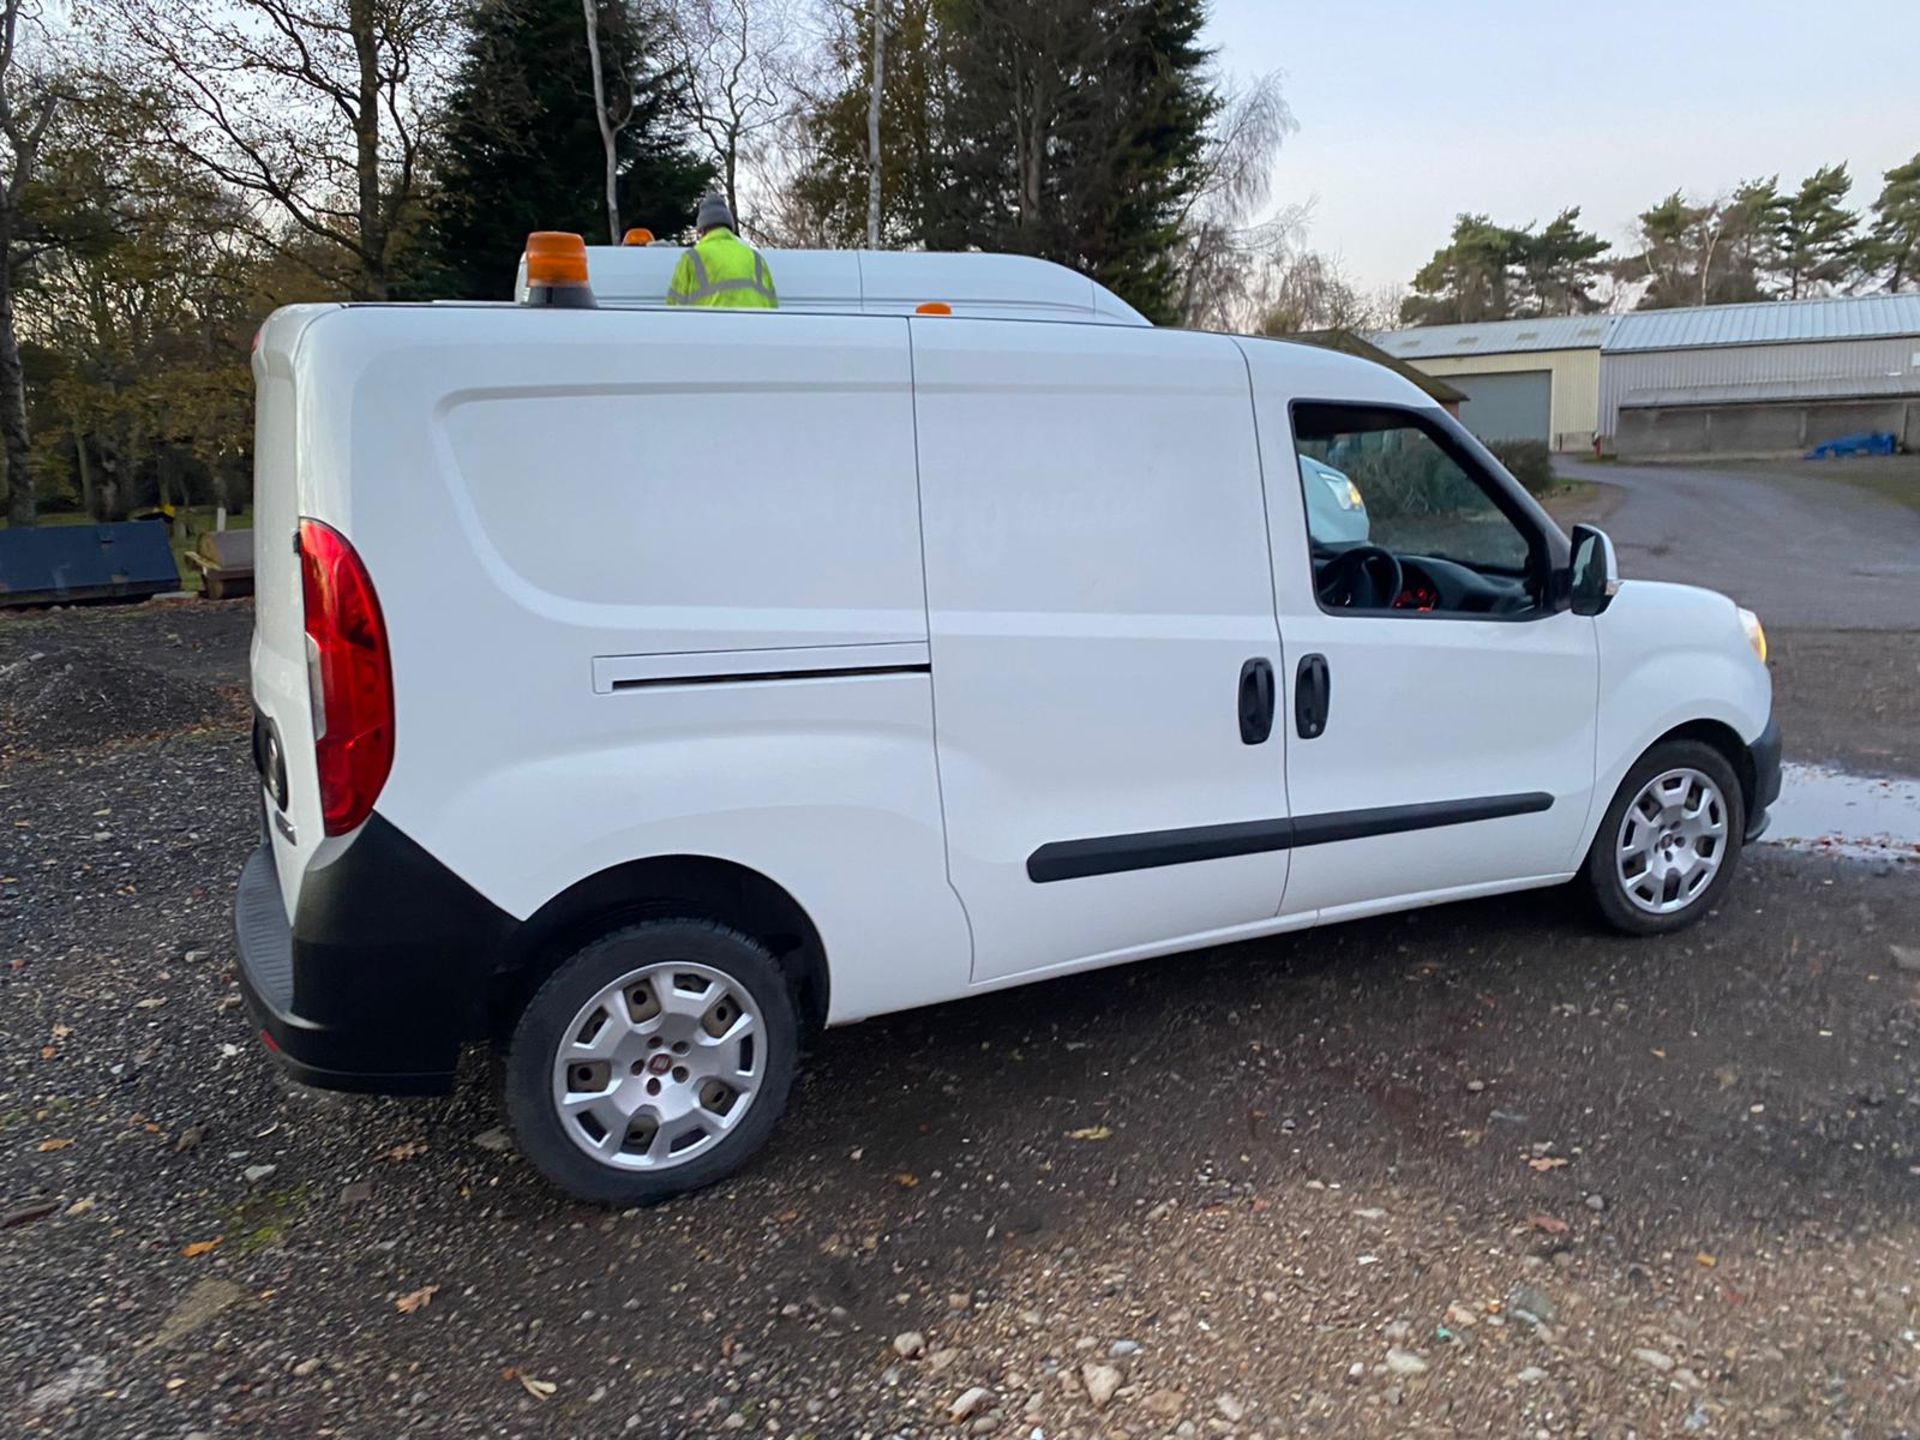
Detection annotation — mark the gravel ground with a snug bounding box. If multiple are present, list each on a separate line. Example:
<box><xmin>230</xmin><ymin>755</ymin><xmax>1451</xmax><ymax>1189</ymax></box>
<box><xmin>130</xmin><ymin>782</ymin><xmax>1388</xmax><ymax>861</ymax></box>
<box><xmin>0</xmin><ymin>601</ymin><xmax>251</xmax><ymax>762</ymax></box>
<box><xmin>2</xmin><ymin>602</ymin><xmax>1917</xmax><ymax>1440</ymax></box>
<box><xmin>1767</xmin><ymin>630</ymin><xmax>1920</xmax><ymax>780</ymax></box>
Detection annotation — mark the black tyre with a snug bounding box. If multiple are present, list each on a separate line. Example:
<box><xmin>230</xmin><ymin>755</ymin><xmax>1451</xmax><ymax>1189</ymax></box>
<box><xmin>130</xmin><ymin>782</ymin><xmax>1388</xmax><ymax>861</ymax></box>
<box><xmin>504</xmin><ymin>920</ymin><xmax>798</xmax><ymax>1205</ymax></box>
<box><xmin>1584</xmin><ymin>739</ymin><xmax>1745</xmax><ymax>937</ymax></box>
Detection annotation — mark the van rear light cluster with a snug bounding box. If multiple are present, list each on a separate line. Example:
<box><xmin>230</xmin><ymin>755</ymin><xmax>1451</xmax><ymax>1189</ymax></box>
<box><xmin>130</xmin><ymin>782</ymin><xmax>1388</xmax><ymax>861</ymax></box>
<box><xmin>298</xmin><ymin>519</ymin><xmax>394</xmax><ymax>836</ymax></box>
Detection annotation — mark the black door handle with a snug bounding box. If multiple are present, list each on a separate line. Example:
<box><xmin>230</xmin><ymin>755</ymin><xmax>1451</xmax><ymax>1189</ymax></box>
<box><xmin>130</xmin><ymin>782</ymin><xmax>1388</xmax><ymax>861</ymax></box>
<box><xmin>1295</xmin><ymin>653</ymin><xmax>1330</xmax><ymax>739</ymax></box>
<box><xmin>1238</xmin><ymin>657</ymin><xmax>1275</xmax><ymax>745</ymax></box>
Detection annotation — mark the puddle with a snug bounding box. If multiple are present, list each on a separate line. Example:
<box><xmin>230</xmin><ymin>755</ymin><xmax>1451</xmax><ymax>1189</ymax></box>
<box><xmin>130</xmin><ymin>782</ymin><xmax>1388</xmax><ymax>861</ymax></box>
<box><xmin>1761</xmin><ymin>764</ymin><xmax>1920</xmax><ymax>861</ymax></box>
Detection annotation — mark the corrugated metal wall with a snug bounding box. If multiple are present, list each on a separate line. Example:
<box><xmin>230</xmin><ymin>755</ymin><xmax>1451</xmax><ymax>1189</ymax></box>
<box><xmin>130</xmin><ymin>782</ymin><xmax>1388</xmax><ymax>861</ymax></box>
<box><xmin>1600</xmin><ymin>337</ymin><xmax>1920</xmax><ymax>435</ymax></box>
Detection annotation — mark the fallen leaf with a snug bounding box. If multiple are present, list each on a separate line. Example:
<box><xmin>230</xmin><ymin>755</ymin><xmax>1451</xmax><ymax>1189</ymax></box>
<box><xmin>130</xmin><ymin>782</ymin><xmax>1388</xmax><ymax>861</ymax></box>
<box><xmin>773</xmin><ymin>1209</ymin><xmax>800</xmax><ymax>1224</ymax></box>
<box><xmin>181</xmin><ymin>1237</ymin><xmax>224</xmax><ymax>1258</ymax></box>
<box><xmin>395</xmin><ymin>1284</ymin><xmax>439</xmax><ymax>1314</ymax></box>
<box><xmin>40</xmin><ymin>1045</ymin><xmax>56</xmax><ymax>1060</ymax></box>
<box><xmin>891</xmin><ymin>1172</ymin><xmax>920</xmax><ymax>1189</ymax></box>
<box><xmin>51</xmin><ymin>1024</ymin><xmax>73</xmax><ymax>1039</ymax></box>
<box><xmin>165</xmin><ymin>1377</ymin><xmax>186</xmax><ymax>1391</ymax></box>
<box><xmin>1527</xmin><ymin>1157</ymin><xmax>1569</xmax><ymax>1172</ymax></box>
<box><xmin>384</xmin><ymin>1141</ymin><xmax>427</xmax><ymax>1163</ymax></box>
<box><xmin>1527</xmin><ymin>1214</ymin><xmax>1570</xmax><ymax>1234</ymax></box>
<box><xmin>1696</xmin><ymin>1252</ymin><xmax>1717</xmax><ymax>1268</ymax></box>
<box><xmin>36</xmin><ymin>1137</ymin><xmax>74</xmax><ymax>1152</ymax></box>
<box><xmin>135</xmin><ymin>997</ymin><xmax>167</xmax><ymax>1010</ymax></box>
<box><xmin>1067</xmin><ymin>1125</ymin><xmax>1113</xmax><ymax>1141</ymax></box>
<box><xmin>515</xmin><ymin>1374</ymin><xmax>557</xmax><ymax>1401</ymax></box>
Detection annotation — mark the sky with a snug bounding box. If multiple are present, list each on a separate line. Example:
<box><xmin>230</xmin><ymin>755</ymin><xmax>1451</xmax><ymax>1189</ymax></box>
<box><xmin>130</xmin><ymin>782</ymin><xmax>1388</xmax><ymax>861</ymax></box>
<box><xmin>1205</xmin><ymin>0</ymin><xmax>1920</xmax><ymax>298</ymax></box>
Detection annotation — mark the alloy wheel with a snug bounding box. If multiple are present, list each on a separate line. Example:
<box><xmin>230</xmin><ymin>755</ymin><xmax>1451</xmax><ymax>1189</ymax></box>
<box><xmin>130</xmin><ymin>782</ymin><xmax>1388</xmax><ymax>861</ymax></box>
<box><xmin>1615</xmin><ymin>767</ymin><xmax>1728</xmax><ymax>916</ymax></box>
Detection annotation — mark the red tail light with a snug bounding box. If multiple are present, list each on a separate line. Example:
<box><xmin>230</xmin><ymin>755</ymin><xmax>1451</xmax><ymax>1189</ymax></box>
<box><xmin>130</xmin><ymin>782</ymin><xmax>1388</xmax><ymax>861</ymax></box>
<box><xmin>298</xmin><ymin>519</ymin><xmax>394</xmax><ymax>835</ymax></box>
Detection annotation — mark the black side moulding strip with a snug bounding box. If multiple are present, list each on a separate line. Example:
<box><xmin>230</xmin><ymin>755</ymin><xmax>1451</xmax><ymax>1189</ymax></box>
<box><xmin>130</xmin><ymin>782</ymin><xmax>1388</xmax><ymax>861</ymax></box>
<box><xmin>1026</xmin><ymin>792</ymin><xmax>1553</xmax><ymax>883</ymax></box>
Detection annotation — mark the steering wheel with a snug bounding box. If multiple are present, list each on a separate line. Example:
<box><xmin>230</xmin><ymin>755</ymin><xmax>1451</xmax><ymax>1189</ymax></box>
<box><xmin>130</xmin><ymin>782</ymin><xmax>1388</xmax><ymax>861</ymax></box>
<box><xmin>1317</xmin><ymin>545</ymin><xmax>1404</xmax><ymax>610</ymax></box>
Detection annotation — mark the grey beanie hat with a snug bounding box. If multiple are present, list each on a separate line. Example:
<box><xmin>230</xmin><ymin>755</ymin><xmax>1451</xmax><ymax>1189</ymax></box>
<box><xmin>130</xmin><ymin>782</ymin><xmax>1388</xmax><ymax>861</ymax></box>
<box><xmin>695</xmin><ymin>193</ymin><xmax>736</xmax><ymax>233</ymax></box>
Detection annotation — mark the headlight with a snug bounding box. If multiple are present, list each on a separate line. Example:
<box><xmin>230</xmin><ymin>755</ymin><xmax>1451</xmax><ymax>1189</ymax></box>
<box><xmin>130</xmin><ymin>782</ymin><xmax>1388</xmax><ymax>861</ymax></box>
<box><xmin>1737</xmin><ymin>607</ymin><xmax>1767</xmax><ymax>664</ymax></box>
<box><xmin>1345</xmin><ymin>479</ymin><xmax>1365</xmax><ymax>511</ymax></box>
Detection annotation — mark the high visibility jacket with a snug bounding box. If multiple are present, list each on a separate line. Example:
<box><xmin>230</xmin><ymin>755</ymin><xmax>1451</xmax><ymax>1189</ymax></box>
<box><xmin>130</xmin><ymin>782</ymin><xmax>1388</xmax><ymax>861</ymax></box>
<box><xmin>666</xmin><ymin>228</ymin><xmax>778</xmax><ymax>309</ymax></box>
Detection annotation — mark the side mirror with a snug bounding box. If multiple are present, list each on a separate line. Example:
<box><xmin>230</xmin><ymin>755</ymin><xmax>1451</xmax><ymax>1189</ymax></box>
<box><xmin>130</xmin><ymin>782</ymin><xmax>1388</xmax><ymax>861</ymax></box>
<box><xmin>1568</xmin><ymin>524</ymin><xmax>1621</xmax><ymax>617</ymax></box>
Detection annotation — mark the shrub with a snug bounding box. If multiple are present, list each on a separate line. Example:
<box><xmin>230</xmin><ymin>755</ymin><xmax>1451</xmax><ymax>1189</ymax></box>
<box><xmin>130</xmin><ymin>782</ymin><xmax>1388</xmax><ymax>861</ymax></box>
<box><xmin>1485</xmin><ymin>439</ymin><xmax>1555</xmax><ymax>495</ymax></box>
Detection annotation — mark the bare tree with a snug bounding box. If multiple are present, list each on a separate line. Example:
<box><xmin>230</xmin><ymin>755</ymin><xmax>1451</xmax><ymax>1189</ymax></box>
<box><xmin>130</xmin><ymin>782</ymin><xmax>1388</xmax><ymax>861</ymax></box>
<box><xmin>582</xmin><ymin>0</ymin><xmax>621</xmax><ymax>239</ymax></box>
<box><xmin>0</xmin><ymin>0</ymin><xmax>67</xmax><ymax>525</ymax></box>
<box><xmin>1166</xmin><ymin>73</ymin><xmax>1391</xmax><ymax>338</ymax></box>
<box><xmin>665</xmin><ymin>0</ymin><xmax>801</xmax><ymax>219</ymax></box>
<box><xmin>107</xmin><ymin>0</ymin><xmax>451</xmax><ymax>299</ymax></box>
<box><xmin>1251</xmin><ymin>246</ymin><xmax>1395</xmax><ymax>335</ymax></box>
<box><xmin>1169</xmin><ymin>71</ymin><xmax>1298</xmax><ymax>331</ymax></box>
<box><xmin>863</xmin><ymin>0</ymin><xmax>883</xmax><ymax>247</ymax></box>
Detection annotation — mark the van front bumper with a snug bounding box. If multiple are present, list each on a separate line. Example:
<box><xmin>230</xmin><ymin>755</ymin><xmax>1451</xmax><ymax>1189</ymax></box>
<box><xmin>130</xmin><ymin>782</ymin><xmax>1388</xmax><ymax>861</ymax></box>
<box><xmin>1745</xmin><ymin>714</ymin><xmax>1782</xmax><ymax>843</ymax></box>
<box><xmin>234</xmin><ymin>813</ymin><xmax>518</xmax><ymax>1095</ymax></box>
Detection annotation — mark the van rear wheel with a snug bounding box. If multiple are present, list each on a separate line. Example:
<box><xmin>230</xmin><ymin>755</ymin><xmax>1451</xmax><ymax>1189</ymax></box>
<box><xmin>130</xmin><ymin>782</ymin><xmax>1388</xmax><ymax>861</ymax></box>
<box><xmin>1585</xmin><ymin>739</ymin><xmax>1745</xmax><ymax>937</ymax></box>
<box><xmin>505</xmin><ymin>920</ymin><xmax>797</xmax><ymax>1205</ymax></box>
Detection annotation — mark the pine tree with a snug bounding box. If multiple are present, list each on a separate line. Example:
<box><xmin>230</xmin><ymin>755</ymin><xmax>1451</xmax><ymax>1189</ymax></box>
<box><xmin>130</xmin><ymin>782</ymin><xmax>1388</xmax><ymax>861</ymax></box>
<box><xmin>1400</xmin><ymin>210</ymin><xmax>1606</xmax><ymax>323</ymax></box>
<box><xmin>1721</xmin><ymin>176</ymin><xmax>1788</xmax><ymax>298</ymax></box>
<box><xmin>787</xmin><ymin>0</ymin><xmax>942</xmax><ymax>248</ymax></box>
<box><xmin>424</xmin><ymin>0</ymin><xmax>712</xmax><ymax>301</ymax></box>
<box><xmin>1775</xmin><ymin>163</ymin><xmax>1861</xmax><ymax>299</ymax></box>
<box><xmin>1518</xmin><ymin>208</ymin><xmax>1610</xmax><ymax>315</ymax></box>
<box><xmin>786</xmin><ymin>0</ymin><xmax>1225</xmax><ymax>322</ymax></box>
<box><xmin>1865</xmin><ymin>151</ymin><xmax>1920</xmax><ymax>292</ymax></box>
<box><xmin>930</xmin><ymin>0</ymin><xmax>1217</xmax><ymax>323</ymax></box>
<box><xmin>1617</xmin><ymin>183</ymin><xmax>1780</xmax><ymax>309</ymax></box>
<box><xmin>1401</xmin><ymin>215</ymin><xmax>1529</xmax><ymax>324</ymax></box>
<box><xmin>1616</xmin><ymin>191</ymin><xmax>1717</xmax><ymax>309</ymax></box>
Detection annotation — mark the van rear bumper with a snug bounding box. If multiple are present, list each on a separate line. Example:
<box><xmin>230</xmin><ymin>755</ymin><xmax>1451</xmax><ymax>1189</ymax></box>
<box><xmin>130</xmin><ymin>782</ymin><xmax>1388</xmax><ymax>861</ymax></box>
<box><xmin>234</xmin><ymin>813</ymin><xmax>518</xmax><ymax>1095</ymax></box>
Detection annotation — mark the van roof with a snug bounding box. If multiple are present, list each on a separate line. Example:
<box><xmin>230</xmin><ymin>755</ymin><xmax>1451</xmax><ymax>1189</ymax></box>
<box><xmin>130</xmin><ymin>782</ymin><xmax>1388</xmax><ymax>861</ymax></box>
<box><xmin>516</xmin><ymin>246</ymin><xmax>1151</xmax><ymax>327</ymax></box>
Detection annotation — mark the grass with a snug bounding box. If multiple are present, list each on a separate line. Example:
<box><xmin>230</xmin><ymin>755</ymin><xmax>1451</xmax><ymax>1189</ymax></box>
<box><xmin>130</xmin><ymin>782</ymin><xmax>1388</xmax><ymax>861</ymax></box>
<box><xmin>0</xmin><ymin>506</ymin><xmax>253</xmax><ymax>593</ymax></box>
<box><xmin>1803</xmin><ymin>457</ymin><xmax>1920</xmax><ymax>514</ymax></box>
<box><xmin>1686</xmin><ymin>455</ymin><xmax>1920</xmax><ymax>516</ymax></box>
<box><xmin>223</xmin><ymin>1181</ymin><xmax>311</xmax><ymax>1256</ymax></box>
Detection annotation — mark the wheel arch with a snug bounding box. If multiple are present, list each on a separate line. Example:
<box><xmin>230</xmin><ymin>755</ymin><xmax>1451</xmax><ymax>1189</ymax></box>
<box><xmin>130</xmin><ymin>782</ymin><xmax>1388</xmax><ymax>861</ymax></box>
<box><xmin>490</xmin><ymin>855</ymin><xmax>831</xmax><ymax>1044</ymax></box>
<box><xmin>1651</xmin><ymin>718</ymin><xmax>1756</xmax><ymax>816</ymax></box>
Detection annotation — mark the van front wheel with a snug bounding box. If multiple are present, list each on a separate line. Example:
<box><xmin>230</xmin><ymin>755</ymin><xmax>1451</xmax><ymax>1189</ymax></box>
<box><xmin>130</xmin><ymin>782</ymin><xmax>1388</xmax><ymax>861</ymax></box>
<box><xmin>505</xmin><ymin>920</ymin><xmax>798</xmax><ymax>1205</ymax></box>
<box><xmin>1585</xmin><ymin>739</ymin><xmax>1745</xmax><ymax>937</ymax></box>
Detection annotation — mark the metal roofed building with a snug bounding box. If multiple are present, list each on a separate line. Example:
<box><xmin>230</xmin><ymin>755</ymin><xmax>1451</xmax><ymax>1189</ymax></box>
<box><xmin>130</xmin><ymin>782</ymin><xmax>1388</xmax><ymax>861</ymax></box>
<box><xmin>1282</xmin><ymin>328</ymin><xmax>1467</xmax><ymax>413</ymax></box>
<box><xmin>1598</xmin><ymin>294</ymin><xmax>1920</xmax><ymax>458</ymax></box>
<box><xmin>1372</xmin><ymin>315</ymin><xmax>1617</xmax><ymax>452</ymax></box>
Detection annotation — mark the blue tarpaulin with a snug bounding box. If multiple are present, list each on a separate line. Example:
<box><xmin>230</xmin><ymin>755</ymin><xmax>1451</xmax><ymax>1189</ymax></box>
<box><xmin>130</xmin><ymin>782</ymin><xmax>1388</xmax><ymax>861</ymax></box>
<box><xmin>1807</xmin><ymin>432</ymin><xmax>1897</xmax><ymax>460</ymax></box>
<box><xmin>0</xmin><ymin>521</ymin><xmax>180</xmax><ymax>608</ymax></box>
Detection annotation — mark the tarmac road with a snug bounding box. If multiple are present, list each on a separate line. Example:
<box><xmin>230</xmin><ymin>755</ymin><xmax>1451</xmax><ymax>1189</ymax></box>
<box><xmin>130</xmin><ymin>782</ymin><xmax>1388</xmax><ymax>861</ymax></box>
<box><xmin>1557</xmin><ymin>457</ymin><xmax>1920</xmax><ymax>630</ymax></box>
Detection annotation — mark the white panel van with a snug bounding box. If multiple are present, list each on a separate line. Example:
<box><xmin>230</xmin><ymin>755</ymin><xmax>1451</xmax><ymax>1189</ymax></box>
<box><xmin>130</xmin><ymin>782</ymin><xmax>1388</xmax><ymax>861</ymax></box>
<box><xmin>237</xmin><ymin>246</ymin><xmax>1778</xmax><ymax>1204</ymax></box>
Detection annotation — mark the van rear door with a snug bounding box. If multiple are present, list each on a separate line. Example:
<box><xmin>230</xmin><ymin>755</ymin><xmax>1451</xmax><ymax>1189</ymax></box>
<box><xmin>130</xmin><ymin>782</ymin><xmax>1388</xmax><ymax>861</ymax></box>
<box><xmin>249</xmin><ymin>305</ymin><xmax>340</xmax><ymax>914</ymax></box>
<box><xmin>912</xmin><ymin>320</ymin><xmax>1292</xmax><ymax>982</ymax></box>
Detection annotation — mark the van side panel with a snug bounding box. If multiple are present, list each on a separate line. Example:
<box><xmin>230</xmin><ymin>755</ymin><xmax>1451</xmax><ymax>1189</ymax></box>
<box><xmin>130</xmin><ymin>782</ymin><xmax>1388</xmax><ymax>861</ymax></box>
<box><xmin>912</xmin><ymin>319</ymin><xmax>1292</xmax><ymax>983</ymax></box>
<box><xmin>285</xmin><ymin>307</ymin><xmax>971</xmax><ymax>1025</ymax></box>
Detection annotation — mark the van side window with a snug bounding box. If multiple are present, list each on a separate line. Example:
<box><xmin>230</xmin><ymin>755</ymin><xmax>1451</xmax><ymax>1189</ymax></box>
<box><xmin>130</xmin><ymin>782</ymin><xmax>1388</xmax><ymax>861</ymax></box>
<box><xmin>1290</xmin><ymin>403</ymin><xmax>1542</xmax><ymax>618</ymax></box>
